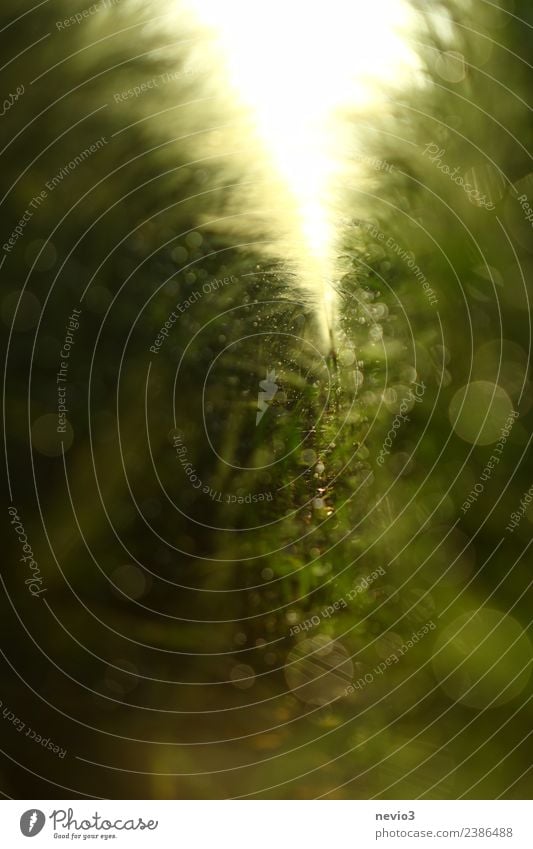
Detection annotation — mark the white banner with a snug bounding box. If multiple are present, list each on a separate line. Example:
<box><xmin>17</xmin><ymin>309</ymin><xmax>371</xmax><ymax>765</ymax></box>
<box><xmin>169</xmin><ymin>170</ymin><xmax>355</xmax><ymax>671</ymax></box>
<box><xmin>0</xmin><ymin>800</ymin><xmax>530</xmax><ymax>848</ymax></box>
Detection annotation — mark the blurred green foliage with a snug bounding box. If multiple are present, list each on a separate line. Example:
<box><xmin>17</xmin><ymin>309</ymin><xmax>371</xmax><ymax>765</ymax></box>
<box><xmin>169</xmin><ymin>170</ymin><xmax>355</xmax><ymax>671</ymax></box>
<box><xmin>1</xmin><ymin>0</ymin><xmax>532</xmax><ymax>799</ymax></box>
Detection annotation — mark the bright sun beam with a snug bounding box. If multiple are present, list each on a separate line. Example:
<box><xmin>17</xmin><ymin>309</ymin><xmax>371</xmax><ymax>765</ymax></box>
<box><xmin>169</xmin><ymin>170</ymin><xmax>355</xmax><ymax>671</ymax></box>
<box><xmin>182</xmin><ymin>0</ymin><xmax>420</xmax><ymax>340</ymax></box>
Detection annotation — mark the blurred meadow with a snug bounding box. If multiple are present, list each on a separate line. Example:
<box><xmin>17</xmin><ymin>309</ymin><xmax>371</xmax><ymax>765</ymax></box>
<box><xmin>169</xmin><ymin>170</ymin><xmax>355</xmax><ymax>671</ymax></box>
<box><xmin>1</xmin><ymin>0</ymin><xmax>532</xmax><ymax>799</ymax></box>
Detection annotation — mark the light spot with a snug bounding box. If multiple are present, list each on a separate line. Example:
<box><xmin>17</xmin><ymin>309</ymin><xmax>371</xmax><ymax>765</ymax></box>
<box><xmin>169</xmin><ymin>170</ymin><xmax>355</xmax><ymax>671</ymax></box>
<box><xmin>31</xmin><ymin>413</ymin><xmax>73</xmax><ymax>456</ymax></box>
<box><xmin>435</xmin><ymin>50</ymin><xmax>465</xmax><ymax>83</ymax></box>
<box><xmin>285</xmin><ymin>636</ymin><xmax>353</xmax><ymax>706</ymax></box>
<box><xmin>1</xmin><ymin>290</ymin><xmax>40</xmax><ymax>331</ymax></box>
<box><xmin>339</xmin><ymin>348</ymin><xmax>356</xmax><ymax>366</ymax></box>
<box><xmin>449</xmin><ymin>381</ymin><xmax>513</xmax><ymax>445</ymax></box>
<box><xmin>231</xmin><ymin>664</ymin><xmax>255</xmax><ymax>689</ymax></box>
<box><xmin>432</xmin><ymin>609</ymin><xmax>532</xmax><ymax>709</ymax></box>
<box><xmin>111</xmin><ymin>564</ymin><xmax>151</xmax><ymax>600</ymax></box>
<box><xmin>300</xmin><ymin>448</ymin><xmax>317</xmax><ymax>466</ymax></box>
<box><xmin>25</xmin><ymin>239</ymin><xmax>57</xmax><ymax>271</ymax></box>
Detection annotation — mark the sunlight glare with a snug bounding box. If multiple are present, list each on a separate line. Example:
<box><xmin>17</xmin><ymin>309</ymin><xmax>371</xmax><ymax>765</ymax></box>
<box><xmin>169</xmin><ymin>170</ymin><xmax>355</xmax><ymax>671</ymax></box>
<box><xmin>182</xmin><ymin>0</ymin><xmax>420</xmax><ymax>339</ymax></box>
